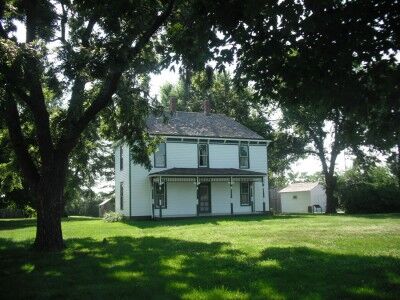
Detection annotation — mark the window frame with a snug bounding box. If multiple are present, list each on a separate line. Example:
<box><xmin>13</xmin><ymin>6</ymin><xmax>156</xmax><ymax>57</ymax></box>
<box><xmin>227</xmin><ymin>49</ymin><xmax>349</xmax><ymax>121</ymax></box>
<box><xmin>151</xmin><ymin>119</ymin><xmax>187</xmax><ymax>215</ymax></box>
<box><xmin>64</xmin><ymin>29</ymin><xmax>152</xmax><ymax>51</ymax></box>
<box><xmin>120</xmin><ymin>182</ymin><xmax>124</xmax><ymax>210</ymax></box>
<box><xmin>153</xmin><ymin>182</ymin><xmax>167</xmax><ymax>209</ymax></box>
<box><xmin>154</xmin><ymin>143</ymin><xmax>167</xmax><ymax>168</ymax></box>
<box><xmin>120</xmin><ymin>146</ymin><xmax>123</xmax><ymax>170</ymax></box>
<box><xmin>240</xmin><ymin>182</ymin><xmax>252</xmax><ymax>206</ymax></box>
<box><xmin>239</xmin><ymin>144</ymin><xmax>250</xmax><ymax>169</ymax></box>
<box><xmin>198</xmin><ymin>143</ymin><xmax>209</xmax><ymax>168</ymax></box>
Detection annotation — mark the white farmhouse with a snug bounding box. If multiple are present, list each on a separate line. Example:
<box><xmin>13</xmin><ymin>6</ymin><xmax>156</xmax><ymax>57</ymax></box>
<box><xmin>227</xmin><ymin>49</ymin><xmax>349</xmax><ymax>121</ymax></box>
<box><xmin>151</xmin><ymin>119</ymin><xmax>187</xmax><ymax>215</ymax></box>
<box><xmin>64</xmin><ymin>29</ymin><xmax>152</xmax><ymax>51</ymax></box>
<box><xmin>115</xmin><ymin>98</ymin><xmax>271</xmax><ymax>218</ymax></box>
<box><xmin>279</xmin><ymin>182</ymin><xmax>327</xmax><ymax>213</ymax></box>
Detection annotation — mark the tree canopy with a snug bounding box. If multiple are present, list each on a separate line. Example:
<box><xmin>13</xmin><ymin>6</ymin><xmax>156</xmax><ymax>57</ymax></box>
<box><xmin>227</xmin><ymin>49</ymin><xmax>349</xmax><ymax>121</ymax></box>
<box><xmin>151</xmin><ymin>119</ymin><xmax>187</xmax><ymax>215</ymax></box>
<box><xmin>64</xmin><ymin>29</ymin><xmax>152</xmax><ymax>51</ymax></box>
<box><xmin>0</xmin><ymin>0</ymin><xmax>249</xmax><ymax>250</ymax></box>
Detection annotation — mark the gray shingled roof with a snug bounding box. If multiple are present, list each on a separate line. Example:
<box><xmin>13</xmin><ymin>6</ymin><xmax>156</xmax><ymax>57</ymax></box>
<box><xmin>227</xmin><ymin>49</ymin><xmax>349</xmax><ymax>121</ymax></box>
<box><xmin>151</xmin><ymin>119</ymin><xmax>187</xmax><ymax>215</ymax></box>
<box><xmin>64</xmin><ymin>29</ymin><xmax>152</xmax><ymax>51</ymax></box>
<box><xmin>146</xmin><ymin>111</ymin><xmax>265</xmax><ymax>140</ymax></box>
<box><xmin>279</xmin><ymin>182</ymin><xmax>320</xmax><ymax>193</ymax></box>
<box><xmin>149</xmin><ymin>168</ymin><xmax>266</xmax><ymax>177</ymax></box>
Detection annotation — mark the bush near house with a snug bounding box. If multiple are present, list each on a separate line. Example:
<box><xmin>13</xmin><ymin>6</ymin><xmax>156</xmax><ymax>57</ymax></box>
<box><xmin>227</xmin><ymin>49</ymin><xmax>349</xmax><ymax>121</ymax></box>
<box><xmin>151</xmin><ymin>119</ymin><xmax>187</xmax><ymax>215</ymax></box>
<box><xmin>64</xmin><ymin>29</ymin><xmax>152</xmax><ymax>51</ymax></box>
<box><xmin>337</xmin><ymin>166</ymin><xmax>400</xmax><ymax>213</ymax></box>
<box><xmin>103</xmin><ymin>211</ymin><xmax>124</xmax><ymax>222</ymax></box>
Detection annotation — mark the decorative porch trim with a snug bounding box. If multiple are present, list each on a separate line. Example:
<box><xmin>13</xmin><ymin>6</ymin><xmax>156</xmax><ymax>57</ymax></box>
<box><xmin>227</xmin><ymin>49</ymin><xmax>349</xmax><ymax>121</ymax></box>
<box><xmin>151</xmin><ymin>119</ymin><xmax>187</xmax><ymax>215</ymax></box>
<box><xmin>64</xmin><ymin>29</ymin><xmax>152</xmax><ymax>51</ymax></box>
<box><xmin>149</xmin><ymin>176</ymin><xmax>263</xmax><ymax>183</ymax></box>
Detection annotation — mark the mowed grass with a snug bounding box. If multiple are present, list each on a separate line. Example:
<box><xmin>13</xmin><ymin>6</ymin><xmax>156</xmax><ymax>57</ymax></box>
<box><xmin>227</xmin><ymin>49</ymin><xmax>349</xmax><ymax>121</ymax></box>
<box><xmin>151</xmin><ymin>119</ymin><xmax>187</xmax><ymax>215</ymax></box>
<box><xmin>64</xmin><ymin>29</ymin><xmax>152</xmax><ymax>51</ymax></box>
<box><xmin>1</xmin><ymin>214</ymin><xmax>400</xmax><ymax>299</ymax></box>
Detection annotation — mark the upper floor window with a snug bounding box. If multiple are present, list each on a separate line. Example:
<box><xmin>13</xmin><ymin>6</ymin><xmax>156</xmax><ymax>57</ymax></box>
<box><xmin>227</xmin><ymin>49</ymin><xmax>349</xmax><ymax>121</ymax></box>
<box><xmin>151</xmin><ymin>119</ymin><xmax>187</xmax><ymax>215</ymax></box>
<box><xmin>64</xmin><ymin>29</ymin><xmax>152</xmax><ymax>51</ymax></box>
<box><xmin>120</xmin><ymin>146</ymin><xmax>123</xmax><ymax>170</ymax></box>
<box><xmin>198</xmin><ymin>143</ymin><xmax>208</xmax><ymax>167</ymax></box>
<box><xmin>153</xmin><ymin>182</ymin><xmax>167</xmax><ymax>208</ymax></box>
<box><xmin>120</xmin><ymin>182</ymin><xmax>124</xmax><ymax>210</ymax></box>
<box><xmin>154</xmin><ymin>143</ymin><xmax>166</xmax><ymax>168</ymax></box>
<box><xmin>239</xmin><ymin>145</ymin><xmax>249</xmax><ymax>169</ymax></box>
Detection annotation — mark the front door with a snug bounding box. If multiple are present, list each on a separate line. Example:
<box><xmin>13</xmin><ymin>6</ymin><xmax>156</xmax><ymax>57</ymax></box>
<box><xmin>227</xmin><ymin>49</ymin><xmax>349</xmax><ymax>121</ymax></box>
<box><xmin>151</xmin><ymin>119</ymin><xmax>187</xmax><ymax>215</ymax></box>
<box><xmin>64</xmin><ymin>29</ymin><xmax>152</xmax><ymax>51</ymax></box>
<box><xmin>198</xmin><ymin>183</ymin><xmax>211</xmax><ymax>213</ymax></box>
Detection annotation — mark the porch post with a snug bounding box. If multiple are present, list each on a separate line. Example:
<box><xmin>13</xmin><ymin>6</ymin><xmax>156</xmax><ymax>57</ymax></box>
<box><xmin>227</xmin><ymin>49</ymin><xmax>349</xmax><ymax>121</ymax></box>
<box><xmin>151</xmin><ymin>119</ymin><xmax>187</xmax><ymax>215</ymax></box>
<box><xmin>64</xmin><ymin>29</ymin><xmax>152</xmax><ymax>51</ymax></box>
<box><xmin>262</xmin><ymin>177</ymin><xmax>265</xmax><ymax>198</ymax></box>
<box><xmin>230</xmin><ymin>176</ymin><xmax>233</xmax><ymax>215</ymax></box>
<box><xmin>230</xmin><ymin>177</ymin><xmax>233</xmax><ymax>199</ymax></box>
<box><xmin>196</xmin><ymin>177</ymin><xmax>199</xmax><ymax>216</ymax></box>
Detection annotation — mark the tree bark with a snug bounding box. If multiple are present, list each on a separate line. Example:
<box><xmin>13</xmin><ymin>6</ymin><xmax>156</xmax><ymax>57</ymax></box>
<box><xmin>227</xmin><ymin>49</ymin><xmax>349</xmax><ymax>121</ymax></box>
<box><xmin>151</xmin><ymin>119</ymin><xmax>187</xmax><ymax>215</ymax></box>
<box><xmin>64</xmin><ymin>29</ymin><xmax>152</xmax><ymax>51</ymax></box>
<box><xmin>32</xmin><ymin>160</ymin><xmax>68</xmax><ymax>251</ymax></box>
<box><xmin>396</xmin><ymin>140</ymin><xmax>400</xmax><ymax>188</ymax></box>
<box><xmin>324</xmin><ymin>173</ymin><xmax>337</xmax><ymax>214</ymax></box>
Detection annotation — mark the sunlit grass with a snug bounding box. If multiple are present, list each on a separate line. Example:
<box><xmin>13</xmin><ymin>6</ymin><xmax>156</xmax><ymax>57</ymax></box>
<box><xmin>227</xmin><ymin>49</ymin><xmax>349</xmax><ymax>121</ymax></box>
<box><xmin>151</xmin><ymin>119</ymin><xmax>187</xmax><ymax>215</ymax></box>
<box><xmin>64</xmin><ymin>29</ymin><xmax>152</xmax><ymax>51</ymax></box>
<box><xmin>0</xmin><ymin>214</ymin><xmax>400</xmax><ymax>299</ymax></box>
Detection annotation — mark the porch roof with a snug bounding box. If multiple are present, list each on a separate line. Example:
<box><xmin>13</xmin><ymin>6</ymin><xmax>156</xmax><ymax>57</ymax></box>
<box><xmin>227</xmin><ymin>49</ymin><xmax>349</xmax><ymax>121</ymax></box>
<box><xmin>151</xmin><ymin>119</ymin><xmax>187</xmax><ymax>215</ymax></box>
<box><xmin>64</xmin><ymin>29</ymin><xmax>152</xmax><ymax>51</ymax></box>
<box><xmin>149</xmin><ymin>168</ymin><xmax>266</xmax><ymax>177</ymax></box>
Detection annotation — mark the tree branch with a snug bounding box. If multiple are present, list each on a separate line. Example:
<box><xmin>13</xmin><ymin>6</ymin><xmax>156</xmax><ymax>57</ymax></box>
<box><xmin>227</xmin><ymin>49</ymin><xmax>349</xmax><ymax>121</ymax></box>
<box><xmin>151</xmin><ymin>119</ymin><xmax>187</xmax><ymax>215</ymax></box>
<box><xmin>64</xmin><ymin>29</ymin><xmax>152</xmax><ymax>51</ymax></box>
<box><xmin>307</xmin><ymin>125</ymin><xmax>329</xmax><ymax>175</ymax></box>
<box><xmin>2</xmin><ymin>91</ymin><xmax>40</xmax><ymax>189</ymax></box>
<box><xmin>2</xmin><ymin>58</ymin><xmax>55</xmax><ymax>166</ymax></box>
<box><xmin>57</xmin><ymin>0</ymin><xmax>175</xmax><ymax>157</ymax></box>
<box><xmin>21</xmin><ymin>66</ymin><xmax>55</xmax><ymax>165</ymax></box>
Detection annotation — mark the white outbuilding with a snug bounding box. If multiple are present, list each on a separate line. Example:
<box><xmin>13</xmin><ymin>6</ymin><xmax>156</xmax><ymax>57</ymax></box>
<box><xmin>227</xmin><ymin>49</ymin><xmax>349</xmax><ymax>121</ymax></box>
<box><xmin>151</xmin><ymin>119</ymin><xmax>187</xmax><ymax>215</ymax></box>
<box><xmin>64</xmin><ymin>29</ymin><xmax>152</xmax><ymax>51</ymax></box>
<box><xmin>279</xmin><ymin>182</ymin><xmax>326</xmax><ymax>213</ymax></box>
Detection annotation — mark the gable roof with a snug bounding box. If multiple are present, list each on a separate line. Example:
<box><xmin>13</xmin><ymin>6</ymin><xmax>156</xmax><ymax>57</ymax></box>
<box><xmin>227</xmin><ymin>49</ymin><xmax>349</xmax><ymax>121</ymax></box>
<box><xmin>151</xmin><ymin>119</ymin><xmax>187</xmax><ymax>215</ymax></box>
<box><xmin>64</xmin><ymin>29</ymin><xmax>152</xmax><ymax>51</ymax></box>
<box><xmin>146</xmin><ymin>111</ymin><xmax>265</xmax><ymax>140</ymax></box>
<box><xmin>279</xmin><ymin>182</ymin><xmax>321</xmax><ymax>193</ymax></box>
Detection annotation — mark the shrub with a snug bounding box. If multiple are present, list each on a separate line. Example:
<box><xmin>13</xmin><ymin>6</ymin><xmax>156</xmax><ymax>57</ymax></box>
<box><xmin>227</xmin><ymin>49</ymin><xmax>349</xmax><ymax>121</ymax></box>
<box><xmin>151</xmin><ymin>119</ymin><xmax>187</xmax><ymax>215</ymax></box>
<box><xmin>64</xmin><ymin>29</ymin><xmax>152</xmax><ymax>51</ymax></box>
<box><xmin>24</xmin><ymin>205</ymin><xmax>37</xmax><ymax>218</ymax></box>
<box><xmin>337</xmin><ymin>166</ymin><xmax>400</xmax><ymax>214</ymax></box>
<box><xmin>103</xmin><ymin>211</ymin><xmax>124</xmax><ymax>222</ymax></box>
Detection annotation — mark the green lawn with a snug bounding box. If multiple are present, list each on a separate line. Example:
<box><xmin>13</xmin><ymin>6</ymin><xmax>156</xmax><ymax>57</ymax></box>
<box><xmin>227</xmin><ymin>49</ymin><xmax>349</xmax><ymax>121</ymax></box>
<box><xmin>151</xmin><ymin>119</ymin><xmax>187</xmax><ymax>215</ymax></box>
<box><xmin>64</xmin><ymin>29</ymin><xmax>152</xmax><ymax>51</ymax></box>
<box><xmin>1</xmin><ymin>214</ymin><xmax>400</xmax><ymax>299</ymax></box>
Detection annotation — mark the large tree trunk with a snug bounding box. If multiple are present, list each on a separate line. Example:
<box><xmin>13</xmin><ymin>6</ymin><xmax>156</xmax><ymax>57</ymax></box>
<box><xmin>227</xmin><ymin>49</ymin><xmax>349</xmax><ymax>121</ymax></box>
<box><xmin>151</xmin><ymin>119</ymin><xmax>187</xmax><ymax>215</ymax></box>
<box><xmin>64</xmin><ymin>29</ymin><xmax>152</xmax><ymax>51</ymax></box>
<box><xmin>32</xmin><ymin>161</ymin><xmax>68</xmax><ymax>251</ymax></box>
<box><xmin>325</xmin><ymin>173</ymin><xmax>337</xmax><ymax>214</ymax></box>
<box><xmin>396</xmin><ymin>141</ymin><xmax>400</xmax><ymax>188</ymax></box>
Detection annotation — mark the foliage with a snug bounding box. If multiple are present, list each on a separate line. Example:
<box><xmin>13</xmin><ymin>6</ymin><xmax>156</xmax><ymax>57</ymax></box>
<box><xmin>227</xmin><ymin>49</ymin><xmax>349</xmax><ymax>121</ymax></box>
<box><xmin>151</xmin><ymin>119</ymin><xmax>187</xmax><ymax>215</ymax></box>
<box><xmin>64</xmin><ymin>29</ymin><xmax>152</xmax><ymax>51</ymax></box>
<box><xmin>24</xmin><ymin>205</ymin><xmax>37</xmax><ymax>218</ymax></box>
<box><xmin>0</xmin><ymin>0</ymin><xmax>247</xmax><ymax>249</ymax></box>
<box><xmin>1</xmin><ymin>215</ymin><xmax>400</xmax><ymax>298</ymax></box>
<box><xmin>286</xmin><ymin>171</ymin><xmax>325</xmax><ymax>185</ymax></box>
<box><xmin>103</xmin><ymin>211</ymin><xmax>124</xmax><ymax>222</ymax></box>
<box><xmin>337</xmin><ymin>166</ymin><xmax>400</xmax><ymax>214</ymax></box>
<box><xmin>227</xmin><ymin>1</ymin><xmax>399</xmax><ymax>212</ymax></box>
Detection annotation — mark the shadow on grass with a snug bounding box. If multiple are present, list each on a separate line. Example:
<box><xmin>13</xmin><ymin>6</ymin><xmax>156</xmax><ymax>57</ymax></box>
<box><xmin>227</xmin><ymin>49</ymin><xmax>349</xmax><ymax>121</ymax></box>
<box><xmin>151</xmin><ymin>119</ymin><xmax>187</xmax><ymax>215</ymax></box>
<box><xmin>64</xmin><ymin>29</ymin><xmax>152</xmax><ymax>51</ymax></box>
<box><xmin>123</xmin><ymin>214</ymin><xmax>307</xmax><ymax>229</ymax></box>
<box><xmin>0</xmin><ymin>217</ymin><xmax>101</xmax><ymax>231</ymax></box>
<box><xmin>341</xmin><ymin>213</ymin><xmax>400</xmax><ymax>219</ymax></box>
<box><xmin>0</xmin><ymin>236</ymin><xmax>399</xmax><ymax>299</ymax></box>
<box><xmin>0</xmin><ymin>218</ymin><xmax>37</xmax><ymax>230</ymax></box>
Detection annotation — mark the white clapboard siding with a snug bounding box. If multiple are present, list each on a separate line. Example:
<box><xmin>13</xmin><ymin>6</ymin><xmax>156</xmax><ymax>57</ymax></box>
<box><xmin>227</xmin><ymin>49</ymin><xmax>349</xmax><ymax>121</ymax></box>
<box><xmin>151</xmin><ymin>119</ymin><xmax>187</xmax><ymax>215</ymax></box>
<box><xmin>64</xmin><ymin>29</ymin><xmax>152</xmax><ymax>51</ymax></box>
<box><xmin>209</xmin><ymin>144</ymin><xmax>239</xmax><ymax>168</ymax></box>
<box><xmin>166</xmin><ymin>143</ymin><xmax>198</xmax><ymax>168</ymax></box>
<box><xmin>115</xmin><ymin>142</ymin><xmax>269</xmax><ymax>217</ymax></box>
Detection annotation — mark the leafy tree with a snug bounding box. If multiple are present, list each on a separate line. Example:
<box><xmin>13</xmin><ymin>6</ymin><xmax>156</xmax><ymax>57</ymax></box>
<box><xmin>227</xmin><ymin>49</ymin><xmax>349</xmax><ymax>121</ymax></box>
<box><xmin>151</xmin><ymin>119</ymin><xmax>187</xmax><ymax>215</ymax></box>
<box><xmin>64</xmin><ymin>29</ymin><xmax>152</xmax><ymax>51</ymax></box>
<box><xmin>358</xmin><ymin>63</ymin><xmax>400</xmax><ymax>186</ymax></box>
<box><xmin>0</xmin><ymin>0</ymin><xmax>242</xmax><ymax>250</ymax></box>
<box><xmin>337</xmin><ymin>165</ymin><xmax>400</xmax><ymax>213</ymax></box>
<box><xmin>278</xmin><ymin>104</ymin><xmax>361</xmax><ymax>213</ymax></box>
<box><xmin>229</xmin><ymin>0</ymin><xmax>399</xmax><ymax>212</ymax></box>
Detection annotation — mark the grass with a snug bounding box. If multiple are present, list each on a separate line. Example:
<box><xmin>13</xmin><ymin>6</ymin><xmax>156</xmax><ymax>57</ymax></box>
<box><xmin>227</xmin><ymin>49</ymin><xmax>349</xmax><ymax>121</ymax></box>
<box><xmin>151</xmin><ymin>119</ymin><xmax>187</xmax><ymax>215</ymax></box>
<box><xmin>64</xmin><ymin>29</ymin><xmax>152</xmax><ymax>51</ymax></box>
<box><xmin>1</xmin><ymin>214</ymin><xmax>400</xmax><ymax>299</ymax></box>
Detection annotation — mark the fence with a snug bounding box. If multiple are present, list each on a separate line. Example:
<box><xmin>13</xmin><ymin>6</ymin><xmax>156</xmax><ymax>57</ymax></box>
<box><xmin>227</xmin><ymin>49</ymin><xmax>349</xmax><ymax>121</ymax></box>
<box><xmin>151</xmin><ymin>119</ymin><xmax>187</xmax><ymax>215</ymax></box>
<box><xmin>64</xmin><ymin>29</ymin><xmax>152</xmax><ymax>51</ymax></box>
<box><xmin>269</xmin><ymin>188</ymin><xmax>281</xmax><ymax>213</ymax></box>
<box><xmin>0</xmin><ymin>208</ymin><xmax>26</xmax><ymax>218</ymax></box>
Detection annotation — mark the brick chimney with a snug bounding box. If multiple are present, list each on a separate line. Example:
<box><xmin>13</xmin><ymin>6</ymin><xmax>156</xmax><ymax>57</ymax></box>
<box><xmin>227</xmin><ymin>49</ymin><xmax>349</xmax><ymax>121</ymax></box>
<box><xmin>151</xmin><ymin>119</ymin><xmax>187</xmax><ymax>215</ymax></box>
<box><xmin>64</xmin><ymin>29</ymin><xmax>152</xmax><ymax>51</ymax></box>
<box><xmin>169</xmin><ymin>96</ymin><xmax>177</xmax><ymax>114</ymax></box>
<box><xmin>203</xmin><ymin>100</ymin><xmax>211</xmax><ymax>115</ymax></box>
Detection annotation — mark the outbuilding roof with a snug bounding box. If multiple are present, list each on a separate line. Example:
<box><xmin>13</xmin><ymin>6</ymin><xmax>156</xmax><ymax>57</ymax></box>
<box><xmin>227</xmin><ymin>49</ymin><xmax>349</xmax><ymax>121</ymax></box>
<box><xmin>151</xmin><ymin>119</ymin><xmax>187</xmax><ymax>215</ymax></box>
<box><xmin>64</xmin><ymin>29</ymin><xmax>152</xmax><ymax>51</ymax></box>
<box><xmin>146</xmin><ymin>111</ymin><xmax>265</xmax><ymax>140</ymax></box>
<box><xmin>279</xmin><ymin>182</ymin><xmax>321</xmax><ymax>193</ymax></box>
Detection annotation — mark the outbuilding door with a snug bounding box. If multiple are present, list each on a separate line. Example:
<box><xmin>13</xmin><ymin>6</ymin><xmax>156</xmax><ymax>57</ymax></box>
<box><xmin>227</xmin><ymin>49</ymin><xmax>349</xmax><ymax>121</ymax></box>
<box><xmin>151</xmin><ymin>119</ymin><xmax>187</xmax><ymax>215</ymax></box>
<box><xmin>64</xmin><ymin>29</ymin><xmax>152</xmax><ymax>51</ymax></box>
<box><xmin>198</xmin><ymin>183</ymin><xmax>211</xmax><ymax>213</ymax></box>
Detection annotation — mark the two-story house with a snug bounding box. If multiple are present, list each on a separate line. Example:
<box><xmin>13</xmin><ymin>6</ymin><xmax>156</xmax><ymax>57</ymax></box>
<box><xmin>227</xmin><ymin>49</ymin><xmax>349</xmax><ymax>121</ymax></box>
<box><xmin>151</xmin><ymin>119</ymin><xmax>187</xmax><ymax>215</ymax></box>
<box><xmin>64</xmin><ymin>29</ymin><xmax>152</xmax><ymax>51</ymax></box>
<box><xmin>115</xmin><ymin>98</ymin><xmax>270</xmax><ymax>218</ymax></box>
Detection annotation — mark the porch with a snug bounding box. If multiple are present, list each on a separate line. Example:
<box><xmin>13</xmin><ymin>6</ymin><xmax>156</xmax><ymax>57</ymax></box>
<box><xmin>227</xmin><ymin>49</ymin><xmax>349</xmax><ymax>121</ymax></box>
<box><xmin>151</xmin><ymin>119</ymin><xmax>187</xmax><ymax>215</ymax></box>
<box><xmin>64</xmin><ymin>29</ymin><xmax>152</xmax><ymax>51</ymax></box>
<box><xmin>148</xmin><ymin>168</ymin><xmax>268</xmax><ymax>219</ymax></box>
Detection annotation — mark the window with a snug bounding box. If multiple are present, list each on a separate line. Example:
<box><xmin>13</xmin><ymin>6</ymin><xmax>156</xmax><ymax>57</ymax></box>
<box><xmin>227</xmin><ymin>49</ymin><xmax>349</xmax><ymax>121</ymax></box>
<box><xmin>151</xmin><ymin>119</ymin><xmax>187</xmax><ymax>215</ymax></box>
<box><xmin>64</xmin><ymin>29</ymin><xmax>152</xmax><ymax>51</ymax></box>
<box><xmin>239</xmin><ymin>145</ymin><xmax>249</xmax><ymax>169</ymax></box>
<box><xmin>198</xmin><ymin>144</ymin><xmax>208</xmax><ymax>167</ymax></box>
<box><xmin>153</xmin><ymin>182</ymin><xmax>167</xmax><ymax>208</ymax></box>
<box><xmin>120</xmin><ymin>146</ymin><xmax>123</xmax><ymax>170</ymax></box>
<box><xmin>120</xmin><ymin>182</ymin><xmax>124</xmax><ymax>210</ymax></box>
<box><xmin>154</xmin><ymin>143</ymin><xmax>166</xmax><ymax>168</ymax></box>
<box><xmin>240</xmin><ymin>182</ymin><xmax>251</xmax><ymax>206</ymax></box>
